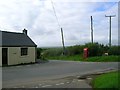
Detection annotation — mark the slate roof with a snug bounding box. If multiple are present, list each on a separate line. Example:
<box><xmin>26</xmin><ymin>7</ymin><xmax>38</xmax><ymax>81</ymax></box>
<box><xmin>0</xmin><ymin>31</ymin><xmax>37</xmax><ymax>47</ymax></box>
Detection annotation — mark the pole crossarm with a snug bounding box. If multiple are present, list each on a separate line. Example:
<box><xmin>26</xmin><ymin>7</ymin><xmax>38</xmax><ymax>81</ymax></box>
<box><xmin>105</xmin><ymin>15</ymin><xmax>116</xmax><ymax>17</ymax></box>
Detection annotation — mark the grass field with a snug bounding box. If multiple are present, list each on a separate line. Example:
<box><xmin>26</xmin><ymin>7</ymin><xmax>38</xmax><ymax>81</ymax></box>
<box><xmin>92</xmin><ymin>71</ymin><xmax>120</xmax><ymax>89</ymax></box>
<box><xmin>46</xmin><ymin>55</ymin><xmax>119</xmax><ymax>62</ymax></box>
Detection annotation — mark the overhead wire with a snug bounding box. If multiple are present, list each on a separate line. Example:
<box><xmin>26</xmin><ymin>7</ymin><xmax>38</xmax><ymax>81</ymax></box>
<box><xmin>51</xmin><ymin>0</ymin><xmax>65</xmax><ymax>55</ymax></box>
<box><xmin>51</xmin><ymin>0</ymin><xmax>61</xmax><ymax>28</ymax></box>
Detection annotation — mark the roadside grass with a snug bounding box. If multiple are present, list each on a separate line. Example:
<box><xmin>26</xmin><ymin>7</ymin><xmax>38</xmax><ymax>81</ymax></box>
<box><xmin>46</xmin><ymin>55</ymin><xmax>83</xmax><ymax>61</ymax></box>
<box><xmin>46</xmin><ymin>55</ymin><xmax>119</xmax><ymax>62</ymax></box>
<box><xmin>92</xmin><ymin>71</ymin><xmax>120</xmax><ymax>89</ymax></box>
<box><xmin>85</xmin><ymin>55</ymin><xmax>119</xmax><ymax>62</ymax></box>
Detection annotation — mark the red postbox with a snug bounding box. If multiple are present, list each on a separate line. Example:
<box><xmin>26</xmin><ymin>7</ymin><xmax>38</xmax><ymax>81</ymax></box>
<box><xmin>83</xmin><ymin>48</ymin><xmax>89</xmax><ymax>58</ymax></box>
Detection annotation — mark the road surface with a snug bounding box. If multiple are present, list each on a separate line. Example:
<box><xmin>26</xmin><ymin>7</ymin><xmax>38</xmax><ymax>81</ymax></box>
<box><xmin>2</xmin><ymin>60</ymin><xmax>118</xmax><ymax>88</ymax></box>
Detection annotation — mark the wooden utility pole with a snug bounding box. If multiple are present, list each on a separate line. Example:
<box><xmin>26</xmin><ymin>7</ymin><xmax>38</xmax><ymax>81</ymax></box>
<box><xmin>105</xmin><ymin>15</ymin><xmax>116</xmax><ymax>47</ymax></box>
<box><xmin>91</xmin><ymin>16</ymin><xmax>93</xmax><ymax>44</ymax></box>
<box><xmin>61</xmin><ymin>28</ymin><xmax>65</xmax><ymax>55</ymax></box>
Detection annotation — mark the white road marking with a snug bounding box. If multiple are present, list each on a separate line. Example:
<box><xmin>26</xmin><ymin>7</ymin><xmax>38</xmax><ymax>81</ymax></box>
<box><xmin>87</xmin><ymin>78</ymin><xmax>92</xmax><ymax>80</ymax></box>
<box><xmin>56</xmin><ymin>84</ymin><xmax>60</xmax><ymax>85</ymax></box>
<box><xmin>66</xmin><ymin>82</ymin><xmax>70</xmax><ymax>83</ymax></box>
<box><xmin>16</xmin><ymin>66</ymin><xmax>22</xmax><ymax>68</ymax></box>
<box><xmin>42</xmin><ymin>85</ymin><xmax>52</xmax><ymax>87</ymax></box>
<box><xmin>56</xmin><ymin>83</ymin><xmax>64</xmax><ymax>85</ymax></box>
<box><xmin>35</xmin><ymin>86</ymin><xmax>39</xmax><ymax>88</ymax></box>
<box><xmin>26</xmin><ymin>65</ymin><xmax>31</xmax><ymax>67</ymax></box>
<box><xmin>39</xmin><ymin>84</ymin><xmax>42</xmax><ymax>86</ymax></box>
<box><xmin>60</xmin><ymin>83</ymin><xmax>64</xmax><ymax>85</ymax></box>
<box><xmin>78</xmin><ymin>80</ymin><xmax>84</xmax><ymax>82</ymax></box>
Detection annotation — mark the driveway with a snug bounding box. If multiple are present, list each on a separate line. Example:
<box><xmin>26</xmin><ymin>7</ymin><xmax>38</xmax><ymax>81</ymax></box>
<box><xmin>2</xmin><ymin>60</ymin><xmax>118</xmax><ymax>88</ymax></box>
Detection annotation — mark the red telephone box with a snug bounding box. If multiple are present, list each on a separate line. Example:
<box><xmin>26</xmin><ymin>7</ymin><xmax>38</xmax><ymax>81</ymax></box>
<box><xmin>83</xmin><ymin>48</ymin><xmax>89</xmax><ymax>58</ymax></box>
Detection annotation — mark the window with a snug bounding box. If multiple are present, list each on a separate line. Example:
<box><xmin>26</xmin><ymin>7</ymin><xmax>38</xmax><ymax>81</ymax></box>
<box><xmin>21</xmin><ymin>48</ymin><xmax>28</xmax><ymax>56</ymax></box>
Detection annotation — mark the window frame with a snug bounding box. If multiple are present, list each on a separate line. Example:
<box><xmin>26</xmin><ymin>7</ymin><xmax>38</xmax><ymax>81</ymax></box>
<box><xmin>21</xmin><ymin>47</ymin><xmax>28</xmax><ymax>56</ymax></box>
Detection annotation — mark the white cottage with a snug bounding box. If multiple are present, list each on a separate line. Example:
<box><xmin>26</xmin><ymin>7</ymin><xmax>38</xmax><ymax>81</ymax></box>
<box><xmin>0</xmin><ymin>29</ymin><xmax>37</xmax><ymax>66</ymax></box>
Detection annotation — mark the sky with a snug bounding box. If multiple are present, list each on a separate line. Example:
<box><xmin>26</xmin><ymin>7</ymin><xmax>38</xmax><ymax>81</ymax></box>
<box><xmin>0</xmin><ymin>0</ymin><xmax>119</xmax><ymax>47</ymax></box>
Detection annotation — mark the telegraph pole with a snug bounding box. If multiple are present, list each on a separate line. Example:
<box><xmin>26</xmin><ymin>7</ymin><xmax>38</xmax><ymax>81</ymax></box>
<box><xmin>91</xmin><ymin>16</ymin><xmax>93</xmax><ymax>44</ymax></box>
<box><xmin>51</xmin><ymin>0</ymin><xmax>65</xmax><ymax>54</ymax></box>
<box><xmin>61</xmin><ymin>28</ymin><xmax>65</xmax><ymax>55</ymax></box>
<box><xmin>105</xmin><ymin>15</ymin><xmax>116</xmax><ymax>47</ymax></box>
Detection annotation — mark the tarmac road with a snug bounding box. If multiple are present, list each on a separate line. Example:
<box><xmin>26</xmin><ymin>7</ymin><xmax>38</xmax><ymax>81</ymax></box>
<box><xmin>2</xmin><ymin>60</ymin><xmax>118</xmax><ymax>88</ymax></box>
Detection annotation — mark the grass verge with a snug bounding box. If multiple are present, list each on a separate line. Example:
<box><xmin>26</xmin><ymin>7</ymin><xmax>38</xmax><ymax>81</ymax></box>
<box><xmin>47</xmin><ymin>55</ymin><xmax>119</xmax><ymax>62</ymax></box>
<box><xmin>92</xmin><ymin>71</ymin><xmax>120</xmax><ymax>89</ymax></box>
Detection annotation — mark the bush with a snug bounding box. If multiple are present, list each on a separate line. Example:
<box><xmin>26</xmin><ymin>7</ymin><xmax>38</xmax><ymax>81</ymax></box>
<box><xmin>84</xmin><ymin>42</ymin><xmax>112</xmax><ymax>57</ymax></box>
<box><xmin>37</xmin><ymin>48</ymin><xmax>43</xmax><ymax>59</ymax></box>
<box><xmin>43</xmin><ymin>48</ymin><xmax>63</xmax><ymax>57</ymax></box>
<box><xmin>108</xmin><ymin>46</ymin><xmax>120</xmax><ymax>55</ymax></box>
<box><xmin>66</xmin><ymin>45</ymin><xmax>84</xmax><ymax>56</ymax></box>
<box><xmin>85</xmin><ymin>43</ymin><xmax>101</xmax><ymax>57</ymax></box>
<box><xmin>40</xmin><ymin>43</ymin><xmax>119</xmax><ymax>58</ymax></box>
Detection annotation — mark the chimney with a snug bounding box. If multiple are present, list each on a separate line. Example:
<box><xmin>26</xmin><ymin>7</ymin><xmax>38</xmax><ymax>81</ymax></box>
<box><xmin>23</xmin><ymin>28</ymin><xmax>27</xmax><ymax>35</ymax></box>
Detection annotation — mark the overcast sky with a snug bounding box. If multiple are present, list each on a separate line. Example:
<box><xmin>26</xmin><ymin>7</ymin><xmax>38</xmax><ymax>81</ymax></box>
<box><xmin>0</xmin><ymin>0</ymin><xmax>119</xmax><ymax>47</ymax></box>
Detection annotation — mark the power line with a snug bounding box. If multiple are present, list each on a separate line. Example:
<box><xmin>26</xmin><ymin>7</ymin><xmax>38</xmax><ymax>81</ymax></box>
<box><xmin>51</xmin><ymin>0</ymin><xmax>61</xmax><ymax>28</ymax></box>
<box><xmin>105</xmin><ymin>15</ymin><xmax>116</xmax><ymax>47</ymax></box>
<box><xmin>51</xmin><ymin>0</ymin><xmax>65</xmax><ymax>55</ymax></box>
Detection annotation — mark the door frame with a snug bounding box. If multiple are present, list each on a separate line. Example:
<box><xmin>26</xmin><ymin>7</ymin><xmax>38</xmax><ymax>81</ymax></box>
<box><xmin>2</xmin><ymin>48</ymin><xmax>8</xmax><ymax>65</ymax></box>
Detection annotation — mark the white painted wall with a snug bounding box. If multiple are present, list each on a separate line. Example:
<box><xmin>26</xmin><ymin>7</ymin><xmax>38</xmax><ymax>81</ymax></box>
<box><xmin>0</xmin><ymin>47</ymin><xmax>2</xmax><ymax>89</ymax></box>
<box><xmin>0</xmin><ymin>47</ymin><xmax>2</xmax><ymax>66</ymax></box>
<box><xmin>8</xmin><ymin>47</ymin><xmax>36</xmax><ymax>65</ymax></box>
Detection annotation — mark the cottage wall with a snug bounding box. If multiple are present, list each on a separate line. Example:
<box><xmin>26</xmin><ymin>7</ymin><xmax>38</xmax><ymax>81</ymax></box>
<box><xmin>0</xmin><ymin>47</ymin><xmax>1</xmax><ymax>90</ymax></box>
<box><xmin>8</xmin><ymin>47</ymin><xmax>36</xmax><ymax>65</ymax></box>
<box><xmin>0</xmin><ymin>47</ymin><xmax>2</xmax><ymax>66</ymax></box>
